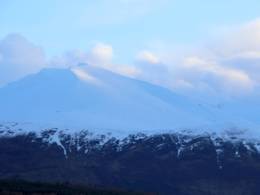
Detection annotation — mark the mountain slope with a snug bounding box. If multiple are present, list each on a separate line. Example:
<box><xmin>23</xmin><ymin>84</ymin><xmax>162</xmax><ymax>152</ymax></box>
<box><xmin>0</xmin><ymin>63</ymin><xmax>260</xmax><ymax>135</ymax></box>
<box><xmin>0</xmin><ymin>64</ymin><xmax>212</xmax><ymax>132</ymax></box>
<box><xmin>1</xmin><ymin>64</ymin><xmax>260</xmax><ymax>194</ymax></box>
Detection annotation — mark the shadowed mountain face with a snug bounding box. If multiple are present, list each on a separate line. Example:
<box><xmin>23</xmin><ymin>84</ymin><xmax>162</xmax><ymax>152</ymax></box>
<box><xmin>1</xmin><ymin>129</ymin><xmax>260</xmax><ymax>195</ymax></box>
<box><xmin>0</xmin><ymin>180</ymin><xmax>147</xmax><ymax>195</ymax></box>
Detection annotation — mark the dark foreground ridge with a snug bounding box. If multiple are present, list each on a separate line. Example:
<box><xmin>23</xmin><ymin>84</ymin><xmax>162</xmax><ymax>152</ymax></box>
<box><xmin>1</xmin><ymin>128</ymin><xmax>260</xmax><ymax>195</ymax></box>
<box><xmin>0</xmin><ymin>180</ymin><xmax>148</xmax><ymax>195</ymax></box>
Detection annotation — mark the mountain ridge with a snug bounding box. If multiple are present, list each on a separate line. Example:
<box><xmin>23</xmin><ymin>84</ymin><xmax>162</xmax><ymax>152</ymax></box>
<box><xmin>0</xmin><ymin>63</ymin><xmax>259</xmax><ymax>135</ymax></box>
<box><xmin>0</xmin><ymin>64</ymin><xmax>213</xmax><ymax>132</ymax></box>
<box><xmin>1</xmin><ymin>127</ymin><xmax>260</xmax><ymax>195</ymax></box>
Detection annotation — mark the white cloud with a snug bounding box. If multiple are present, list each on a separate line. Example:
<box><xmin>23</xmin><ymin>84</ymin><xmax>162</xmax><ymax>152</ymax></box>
<box><xmin>214</xmin><ymin>18</ymin><xmax>260</xmax><ymax>59</ymax></box>
<box><xmin>137</xmin><ymin>50</ymin><xmax>160</xmax><ymax>64</ymax></box>
<box><xmin>49</xmin><ymin>50</ymin><xmax>89</xmax><ymax>68</ymax></box>
<box><xmin>88</xmin><ymin>43</ymin><xmax>113</xmax><ymax>66</ymax></box>
<box><xmin>49</xmin><ymin>43</ymin><xmax>140</xmax><ymax>78</ymax></box>
<box><xmin>134</xmin><ymin>51</ymin><xmax>255</xmax><ymax>96</ymax></box>
<box><xmin>183</xmin><ymin>56</ymin><xmax>254</xmax><ymax>94</ymax></box>
<box><xmin>133</xmin><ymin>18</ymin><xmax>260</xmax><ymax>97</ymax></box>
<box><xmin>88</xmin><ymin>43</ymin><xmax>140</xmax><ymax>78</ymax></box>
<box><xmin>0</xmin><ymin>34</ymin><xmax>46</xmax><ymax>86</ymax></box>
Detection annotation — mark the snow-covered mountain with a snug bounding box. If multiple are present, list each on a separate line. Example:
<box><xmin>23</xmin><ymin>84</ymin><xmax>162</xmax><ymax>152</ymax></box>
<box><xmin>0</xmin><ymin>64</ymin><xmax>207</xmax><ymax>132</ymax></box>
<box><xmin>1</xmin><ymin>125</ymin><xmax>260</xmax><ymax>195</ymax></box>
<box><xmin>0</xmin><ymin>63</ymin><xmax>259</xmax><ymax>136</ymax></box>
<box><xmin>1</xmin><ymin>66</ymin><xmax>260</xmax><ymax>194</ymax></box>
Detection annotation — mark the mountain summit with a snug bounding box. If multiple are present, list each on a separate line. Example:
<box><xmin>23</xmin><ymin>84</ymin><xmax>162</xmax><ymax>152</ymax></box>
<box><xmin>0</xmin><ymin>64</ymin><xmax>208</xmax><ymax>132</ymax></box>
<box><xmin>1</xmin><ymin>64</ymin><xmax>260</xmax><ymax>195</ymax></box>
<box><xmin>0</xmin><ymin>64</ymin><xmax>259</xmax><ymax>135</ymax></box>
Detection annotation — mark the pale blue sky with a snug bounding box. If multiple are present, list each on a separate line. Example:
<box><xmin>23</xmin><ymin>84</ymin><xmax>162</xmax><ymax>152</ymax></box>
<box><xmin>1</xmin><ymin>0</ymin><xmax>260</xmax><ymax>62</ymax></box>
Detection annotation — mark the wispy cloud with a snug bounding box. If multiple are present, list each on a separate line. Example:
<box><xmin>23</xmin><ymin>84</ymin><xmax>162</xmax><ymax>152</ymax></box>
<box><xmin>134</xmin><ymin>18</ymin><xmax>260</xmax><ymax>97</ymax></box>
<box><xmin>49</xmin><ymin>42</ymin><xmax>139</xmax><ymax>78</ymax></box>
<box><xmin>137</xmin><ymin>51</ymin><xmax>160</xmax><ymax>64</ymax></box>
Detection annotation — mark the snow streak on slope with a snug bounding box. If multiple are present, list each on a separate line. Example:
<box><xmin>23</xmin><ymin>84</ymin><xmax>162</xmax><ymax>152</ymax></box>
<box><xmin>1</xmin><ymin>122</ymin><xmax>260</xmax><ymax>168</ymax></box>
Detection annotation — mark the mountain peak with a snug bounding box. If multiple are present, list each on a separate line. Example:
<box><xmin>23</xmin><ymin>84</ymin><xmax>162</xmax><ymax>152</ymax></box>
<box><xmin>0</xmin><ymin>66</ymin><xmax>259</xmax><ymax>135</ymax></box>
<box><xmin>0</xmin><ymin>66</ymin><xmax>210</xmax><ymax>132</ymax></box>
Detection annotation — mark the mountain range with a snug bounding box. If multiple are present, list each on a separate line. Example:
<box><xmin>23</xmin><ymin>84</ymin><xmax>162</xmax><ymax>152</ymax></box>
<box><xmin>1</xmin><ymin>64</ymin><xmax>260</xmax><ymax>194</ymax></box>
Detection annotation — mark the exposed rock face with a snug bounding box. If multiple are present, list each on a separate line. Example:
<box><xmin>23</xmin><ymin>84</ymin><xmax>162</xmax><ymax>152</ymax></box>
<box><xmin>1</xmin><ymin>127</ymin><xmax>260</xmax><ymax>195</ymax></box>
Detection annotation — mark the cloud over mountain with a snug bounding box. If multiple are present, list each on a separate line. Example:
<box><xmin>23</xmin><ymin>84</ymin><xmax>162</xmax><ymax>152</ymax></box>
<box><xmin>49</xmin><ymin>42</ymin><xmax>139</xmax><ymax>78</ymax></box>
<box><xmin>134</xmin><ymin>18</ymin><xmax>260</xmax><ymax>97</ymax></box>
<box><xmin>1</xmin><ymin>18</ymin><xmax>260</xmax><ymax>98</ymax></box>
